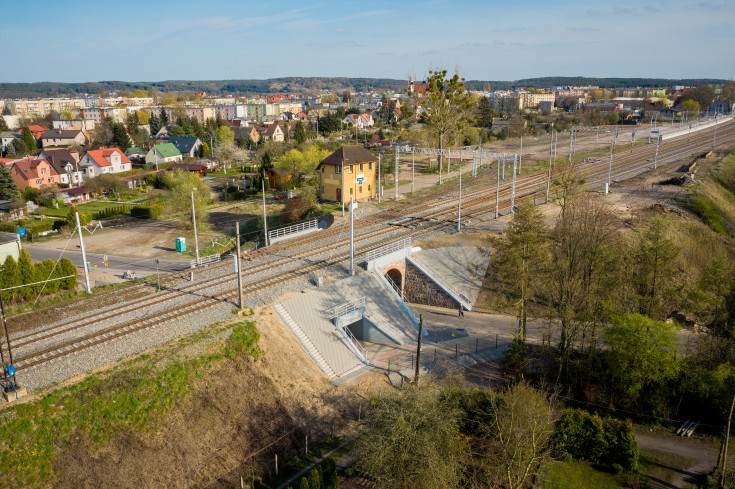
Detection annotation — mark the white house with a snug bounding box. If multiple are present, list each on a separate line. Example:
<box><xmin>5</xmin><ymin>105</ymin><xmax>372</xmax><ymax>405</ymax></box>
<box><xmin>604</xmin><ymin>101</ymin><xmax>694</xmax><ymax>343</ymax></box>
<box><xmin>145</xmin><ymin>143</ymin><xmax>183</xmax><ymax>165</ymax></box>
<box><xmin>78</xmin><ymin>147</ymin><xmax>132</xmax><ymax>178</ymax></box>
<box><xmin>342</xmin><ymin>113</ymin><xmax>374</xmax><ymax>129</ymax></box>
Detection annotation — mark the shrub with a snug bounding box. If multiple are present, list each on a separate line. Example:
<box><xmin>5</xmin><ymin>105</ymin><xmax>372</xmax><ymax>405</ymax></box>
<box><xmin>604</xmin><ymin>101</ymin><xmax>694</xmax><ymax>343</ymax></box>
<box><xmin>298</xmin><ymin>476</ymin><xmax>309</xmax><ymax>489</ymax></box>
<box><xmin>307</xmin><ymin>467</ymin><xmax>321</xmax><ymax>488</ymax></box>
<box><xmin>322</xmin><ymin>458</ymin><xmax>338</xmax><ymax>489</ymax></box>
<box><xmin>283</xmin><ymin>197</ymin><xmax>312</xmax><ymax>223</ymax></box>
<box><xmin>0</xmin><ymin>222</ymin><xmax>17</xmax><ymax>233</ymax></box>
<box><xmin>130</xmin><ymin>204</ymin><xmax>163</xmax><ymax>219</ymax></box>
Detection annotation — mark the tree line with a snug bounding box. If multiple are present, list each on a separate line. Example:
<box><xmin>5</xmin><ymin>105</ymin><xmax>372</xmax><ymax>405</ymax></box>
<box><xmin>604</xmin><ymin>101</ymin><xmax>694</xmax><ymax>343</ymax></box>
<box><xmin>0</xmin><ymin>250</ymin><xmax>77</xmax><ymax>302</ymax></box>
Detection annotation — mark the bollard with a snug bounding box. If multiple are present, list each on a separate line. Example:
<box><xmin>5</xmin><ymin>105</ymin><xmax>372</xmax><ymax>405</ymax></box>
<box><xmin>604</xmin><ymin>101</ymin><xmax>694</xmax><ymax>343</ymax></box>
<box><xmin>434</xmin><ymin>348</ymin><xmax>437</xmax><ymax>363</ymax></box>
<box><xmin>411</xmin><ymin>354</ymin><xmax>414</xmax><ymax>369</ymax></box>
<box><xmin>275</xmin><ymin>454</ymin><xmax>278</xmax><ymax>475</ymax></box>
<box><xmin>190</xmin><ymin>271</ymin><xmax>194</xmax><ymax>282</ymax></box>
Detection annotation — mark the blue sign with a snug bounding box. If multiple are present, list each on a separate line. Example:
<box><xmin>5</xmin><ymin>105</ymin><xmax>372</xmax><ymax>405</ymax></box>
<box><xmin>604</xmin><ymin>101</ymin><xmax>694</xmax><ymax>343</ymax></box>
<box><xmin>17</xmin><ymin>228</ymin><xmax>26</xmax><ymax>237</ymax></box>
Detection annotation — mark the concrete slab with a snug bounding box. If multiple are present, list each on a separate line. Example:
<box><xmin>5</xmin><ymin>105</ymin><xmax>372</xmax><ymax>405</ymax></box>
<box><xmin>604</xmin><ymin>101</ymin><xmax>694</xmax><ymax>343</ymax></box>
<box><xmin>279</xmin><ymin>271</ymin><xmax>420</xmax><ymax>378</ymax></box>
<box><xmin>409</xmin><ymin>246</ymin><xmax>489</xmax><ymax>308</ymax></box>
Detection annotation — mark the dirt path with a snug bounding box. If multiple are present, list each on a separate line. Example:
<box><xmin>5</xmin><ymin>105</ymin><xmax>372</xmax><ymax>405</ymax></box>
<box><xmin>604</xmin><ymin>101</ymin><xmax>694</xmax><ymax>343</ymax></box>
<box><xmin>637</xmin><ymin>430</ymin><xmax>718</xmax><ymax>488</ymax></box>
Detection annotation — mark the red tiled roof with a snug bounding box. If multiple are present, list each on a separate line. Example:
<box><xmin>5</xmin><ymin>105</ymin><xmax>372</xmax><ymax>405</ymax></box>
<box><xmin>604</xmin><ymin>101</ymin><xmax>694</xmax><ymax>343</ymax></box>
<box><xmin>10</xmin><ymin>157</ymin><xmax>58</xmax><ymax>181</ymax></box>
<box><xmin>85</xmin><ymin>147</ymin><xmax>131</xmax><ymax>167</ymax></box>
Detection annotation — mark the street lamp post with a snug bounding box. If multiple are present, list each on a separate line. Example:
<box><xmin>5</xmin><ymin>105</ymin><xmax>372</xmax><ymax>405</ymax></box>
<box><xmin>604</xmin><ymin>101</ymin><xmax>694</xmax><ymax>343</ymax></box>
<box><xmin>191</xmin><ymin>188</ymin><xmax>200</xmax><ymax>266</ymax></box>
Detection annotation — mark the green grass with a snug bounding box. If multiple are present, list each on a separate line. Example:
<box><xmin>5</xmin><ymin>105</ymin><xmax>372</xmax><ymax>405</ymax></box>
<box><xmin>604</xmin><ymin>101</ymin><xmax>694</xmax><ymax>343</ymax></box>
<box><xmin>537</xmin><ymin>460</ymin><xmax>626</xmax><ymax>489</ymax></box>
<box><xmin>0</xmin><ymin>320</ymin><xmax>261</xmax><ymax>487</ymax></box>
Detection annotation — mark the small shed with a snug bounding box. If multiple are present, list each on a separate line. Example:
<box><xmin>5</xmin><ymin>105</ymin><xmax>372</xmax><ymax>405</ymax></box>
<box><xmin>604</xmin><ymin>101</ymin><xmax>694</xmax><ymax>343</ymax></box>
<box><xmin>166</xmin><ymin>163</ymin><xmax>207</xmax><ymax>177</ymax></box>
<box><xmin>266</xmin><ymin>167</ymin><xmax>293</xmax><ymax>189</ymax></box>
<box><xmin>60</xmin><ymin>187</ymin><xmax>93</xmax><ymax>204</ymax></box>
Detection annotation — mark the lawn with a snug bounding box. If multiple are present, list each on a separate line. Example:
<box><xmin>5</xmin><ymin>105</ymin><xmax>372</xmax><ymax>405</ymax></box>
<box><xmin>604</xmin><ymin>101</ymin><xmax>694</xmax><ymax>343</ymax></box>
<box><xmin>536</xmin><ymin>460</ymin><xmax>627</xmax><ymax>489</ymax></box>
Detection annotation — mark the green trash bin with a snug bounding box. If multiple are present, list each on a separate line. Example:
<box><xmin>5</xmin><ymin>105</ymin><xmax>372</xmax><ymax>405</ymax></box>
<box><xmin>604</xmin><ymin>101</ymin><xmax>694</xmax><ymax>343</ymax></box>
<box><xmin>176</xmin><ymin>237</ymin><xmax>187</xmax><ymax>252</ymax></box>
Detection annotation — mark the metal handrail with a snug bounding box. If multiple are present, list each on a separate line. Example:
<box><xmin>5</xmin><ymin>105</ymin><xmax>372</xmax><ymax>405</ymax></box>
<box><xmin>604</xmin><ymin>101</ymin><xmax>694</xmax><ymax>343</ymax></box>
<box><xmin>376</xmin><ymin>270</ymin><xmax>420</xmax><ymax>329</ymax></box>
<box><xmin>268</xmin><ymin>219</ymin><xmax>318</xmax><ymax>240</ymax></box>
<box><xmin>334</xmin><ymin>297</ymin><xmax>366</xmax><ymax>318</ymax></box>
<box><xmin>337</xmin><ymin>323</ymin><xmax>367</xmax><ymax>363</ymax></box>
<box><xmin>189</xmin><ymin>254</ymin><xmax>221</xmax><ymax>268</ymax></box>
<box><xmin>365</xmin><ymin>236</ymin><xmax>412</xmax><ymax>263</ymax></box>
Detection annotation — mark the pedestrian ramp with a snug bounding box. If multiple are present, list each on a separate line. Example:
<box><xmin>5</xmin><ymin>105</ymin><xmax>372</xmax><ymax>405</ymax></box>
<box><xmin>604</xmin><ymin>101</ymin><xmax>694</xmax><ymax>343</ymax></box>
<box><xmin>273</xmin><ymin>271</ymin><xmax>420</xmax><ymax>382</ymax></box>
<box><xmin>408</xmin><ymin>246</ymin><xmax>489</xmax><ymax>311</ymax></box>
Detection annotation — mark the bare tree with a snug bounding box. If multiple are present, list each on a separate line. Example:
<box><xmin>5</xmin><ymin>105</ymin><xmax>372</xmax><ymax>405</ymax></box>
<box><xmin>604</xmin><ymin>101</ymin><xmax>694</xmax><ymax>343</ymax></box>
<box><xmin>490</xmin><ymin>383</ymin><xmax>558</xmax><ymax>489</ymax></box>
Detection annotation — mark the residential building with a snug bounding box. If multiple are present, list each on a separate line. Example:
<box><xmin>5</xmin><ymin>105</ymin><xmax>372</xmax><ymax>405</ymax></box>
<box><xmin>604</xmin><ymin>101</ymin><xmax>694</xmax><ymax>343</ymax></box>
<box><xmin>317</xmin><ymin>146</ymin><xmax>377</xmax><ymax>204</ymax></box>
<box><xmin>521</xmin><ymin>93</ymin><xmax>556</xmax><ymax>109</ymax></box>
<box><xmin>77</xmin><ymin>107</ymin><xmax>127</xmax><ymax>124</ymax></box>
<box><xmin>491</xmin><ymin>96</ymin><xmax>523</xmax><ymax>113</ymax></box>
<box><xmin>38</xmin><ymin>149</ymin><xmax>83</xmax><ymax>185</ymax></box>
<box><xmin>145</xmin><ymin>143</ymin><xmax>183</xmax><ymax>165</ymax></box>
<box><xmin>9</xmin><ymin>157</ymin><xmax>60</xmax><ymax>189</ymax></box>
<box><xmin>78</xmin><ymin>147</ymin><xmax>132</xmax><ymax>177</ymax></box>
<box><xmin>166</xmin><ymin>163</ymin><xmax>207</xmax><ymax>177</ymax></box>
<box><xmin>40</xmin><ymin>129</ymin><xmax>87</xmax><ymax>148</ymax></box>
<box><xmin>8</xmin><ymin>97</ymin><xmax>85</xmax><ymax>118</ymax></box>
<box><xmin>342</xmin><ymin>113</ymin><xmax>374</xmax><ymax>129</ymax></box>
<box><xmin>255</xmin><ymin>122</ymin><xmax>284</xmax><ymax>142</ymax></box>
<box><xmin>266</xmin><ymin>168</ymin><xmax>292</xmax><ymax>189</ymax></box>
<box><xmin>60</xmin><ymin>187</ymin><xmax>94</xmax><ymax>204</ymax></box>
<box><xmin>1</xmin><ymin>132</ymin><xmax>21</xmax><ymax>151</ymax></box>
<box><xmin>168</xmin><ymin>137</ymin><xmax>202</xmax><ymax>158</ymax></box>
<box><xmin>52</xmin><ymin>119</ymin><xmax>96</xmax><ymax>131</ymax></box>
<box><xmin>25</xmin><ymin>125</ymin><xmax>46</xmax><ymax>139</ymax></box>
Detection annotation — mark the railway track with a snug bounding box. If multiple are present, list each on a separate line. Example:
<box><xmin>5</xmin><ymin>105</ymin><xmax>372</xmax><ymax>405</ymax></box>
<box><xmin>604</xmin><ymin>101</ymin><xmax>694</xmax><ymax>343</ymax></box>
<box><xmin>6</xmin><ymin>120</ymin><xmax>733</xmax><ymax>373</ymax></box>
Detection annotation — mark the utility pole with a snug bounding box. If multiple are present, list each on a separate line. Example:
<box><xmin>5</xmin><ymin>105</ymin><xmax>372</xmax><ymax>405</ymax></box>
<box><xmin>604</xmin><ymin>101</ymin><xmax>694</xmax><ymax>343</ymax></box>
<box><xmin>457</xmin><ymin>158</ymin><xmax>462</xmax><ymax>232</ymax></box>
<box><xmin>654</xmin><ymin>134</ymin><xmax>660</xmax><ymax>169</ymax></box>
<box><xmin>341</xmin><ymin>156</ymin><xmax>345</xmax><ymax>216</ymax></box>
<box><xmin>349</xmin><ymin>197</ymin><xmax>355</xmax><ymax>276</ymax></box>
<box><xmin>155</xmin><ymin>258</ymin><xmax>160</xmax><ymax>292</ymax></box>
<box><xmin>720</xmin><ymin>390</ymin><xmax>735</xmax><ymax>488</ymax></box>
<box><xmin>714</xmin><ymin>115</ymin><xmax>719</xmax><ymax>148</ymax></box>
<box><xmin>568</xmin><ymin>126</ymin><xmax>574</xmax><ymax>161</ymax></box>
<box><xmin>75</xmin><ymin>212</ymin><xmax>92</xmax><ymax>293</ymax></box>
<box><xmin>235</xmin><ymin>221</ymin><xmax>243</xmax><ymax>309</ymax></box>
<box><xmin>394</xmin><ymin>148</ymin><xmax>398</xmax><ymax>199</ymax></box>
<box><xmin>546</xmin><ymin>130</ymin><xmax>553</xmax><ymax>203</ymax></box>
<box><xmin>190</xmin><ymin>188</ymin><xmax>200</xmax><ymax>266</ymax></box>
<box><xmin>261</xmin><ymin>178</ymin><xmax>268</xmax><ymax>247</ymax></box>
<box><xmin>606</xmin><ymin>139</ymin><xmax>614</xmax><ymax>195</ymax></box>
<box><xmin>0</xmin><ymin>282</ymin><xmax>19</xmax><ymax>395</ymax></box>
<box><xmin>414</xmin><ymin>315</ymin><xmax>423</xmax><ymax>385</ymax></box>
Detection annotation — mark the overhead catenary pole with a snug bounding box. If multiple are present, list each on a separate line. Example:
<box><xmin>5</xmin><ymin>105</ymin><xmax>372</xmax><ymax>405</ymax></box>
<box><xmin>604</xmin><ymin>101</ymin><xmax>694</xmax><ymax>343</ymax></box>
<box><xmin>719</xmin><ymin>390</ymin><xmax>735</xmax><ymax>488</ymax></box>
<box><xmin>495</xmin><ymin>158</ymin><xmax>501</xmax><ymax>218</ymax></box>
<box><xmin>191</xmin><ymin>188</ymin><xmax>200</xmax><ymax>265</ymax></box>
<box><xmin>235</xmin><ymin>221</ymin><xmax>243</xmax><ymax>309</ymax></box>
<box><xmin>349</xmin><ymin>197</ymin><xmax>355</xmax><ymax>276</ymax></box>
<box><xmin>654</xmin><ymin>134</ymin><xmax>660</xmax><ymax>169</ymax></box>
<box><xmin>510</xmin><ymin>154</ymin><xmax>517</xmax><ymax>212</ymax></box>
<box><xmin>411</xmin><ymin>149</ymin><xmax>415</xmax><ymax>194</ymax></box>
<box><xmin>75</xmin><ymin>212</ymin><xmax>92</xmax><ymax>294</ymax></box>
<box><xmin>546</xmin><ymin>130</ymin><xmax>553</xmax><ymax>203</ymax></box>
<box><xmin>457</xmin><ymin>158</ymin><xmax>463</xmax><ymax>232</ymax></box>
<box><xmin>341</xmin><ymin>155</ymin><xmax>345</xmax><ymax>216</ymax></box>
<box><xmin>394</xmin><ymin>148</ymin><xmax>399</xmax><ymax>199</ymax></box>
<box><xmin>606</xmin><ymin>137</ymin><xmax>615</xmax><ymax>194</ymax></box>
<box><xmin>378</xmin><ymin>151</ymin><xmax>381</xmax><ymax>203</ymax></box>
<box><xmin>261</xmin><ymin>178</ymin><xmax>268</xmax><ymax>246</ymax></box>
<box><xmin>714</xmin><ymin>115</ymin><xmax>719</xmax><ymax>148</ymax></box>
<box><xmin>519</xmin><ymin>134</ymin><xmax>523</xmax><ymax>174</ymax></box>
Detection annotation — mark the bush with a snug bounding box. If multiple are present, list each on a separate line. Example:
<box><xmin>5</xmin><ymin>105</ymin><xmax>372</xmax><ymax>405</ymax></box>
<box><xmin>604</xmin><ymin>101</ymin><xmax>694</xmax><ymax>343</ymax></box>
<box><xmin>283</xmin><ymin>197</ymin><xmax>312</xmax><ymax>223</ymax></box>
<box><xmin>612</xmin><ymin>463</ymin><xmax>624</xmax><ymax>475</ymax></box>
<box><xmin>322</xmin><ymin>458</ymin><xmax>338</xmax><ymax>489</ymax></box>
<box><xmin>0</xmin><ymin>222</ymin><xmax>17</xmax><ymax>233</ymax></box>
<box><xmin>307</xmin><ymin>467</ymin><xmax>321</xmax><ymax>488</ymax></box>
<box><xmin>130</xmin><ymin>204</ymin><xmax>163</xmax><ymax>219</ymax></box>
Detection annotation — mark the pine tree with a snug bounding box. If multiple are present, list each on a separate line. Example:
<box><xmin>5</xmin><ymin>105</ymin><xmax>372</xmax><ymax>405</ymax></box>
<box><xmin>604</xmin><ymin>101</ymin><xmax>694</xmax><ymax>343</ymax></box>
<box><xmin>1</xmin><ymin>256</ymin><xmax>21</xmax><ymax>301</ymax></box>
<box><xmin>20</xmin><ymin>127</ymin><xmax>36</xmax><ymax>154</ymax></box>
<box><xmin>0</xmin><ymin>163</ymin><xmax>19</xmax><ymax>200</ymax></box>
<box><xmin>149</xmin><ymin>115</ymin><xmax>162</xmax><ymax>137</ymax></box>
<box><xmin>59</xmin><ymin>258</ymin><xmax>77</xmax><ymax>290</ymax></box>
<box><xmin>111</xmin><ymin>123</ymin><xmax>131</xmax><ymax>151</ymax></box>
<box><xmin>17</xmin><ymin>249</ymin><xmax>37</xmax><ymax>299</ymax></box>
<box><xmin>159</xmin><ymin>107</ymin><xmax>169</xmax><ymax>127</ymax></box>
<box><xmin>294</xmin><ymin>121</ymin><xmax>307</xmax><ymax>144</ymax></box>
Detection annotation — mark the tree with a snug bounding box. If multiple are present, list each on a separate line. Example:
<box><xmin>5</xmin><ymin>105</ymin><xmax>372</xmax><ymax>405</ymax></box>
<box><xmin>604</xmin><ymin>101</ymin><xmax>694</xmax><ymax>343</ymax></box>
<box><xmin>0</xmin><ymin>163</ymin><xmax>19</xmax><ymax>200</ymax></box>
<box><xmin>201</xmin><ymin>142</ymin><xmax>211</xmax><ymax>158</ymax></box>
<box><xmin>294</xmin><ymin>121</ymin><xmax>307</xmax><ymax>144</ymax></box>
<box><xmin>21</xmin><ymin>127</ymin><xmax>36</xmax><ymax>153</ymax></box>
<box><xmin>136</xmin><ymin>109</ymin><xmax>150</xmax><ymax>125</ymax></box>
<box><xmin>149</xmin><ymin>115</ymin><xmax>162</xmax><ymax>137</ymax></box>
<box><xmin>421</xmin><ymin>69</ymin><xmax>475</xmax><ymax>175</ymax></box>
<box><xmin>17</xmin><ymin>249</ymin><xmax>37</xmax><ymax>299</ymax></box>
<box><xmin>355</xmin><ymin>383</ymin><xmax>470</xmax><ymax>489</ymax></box>
<box><xmin>21</xmin><ymin>186</ymin><xmax>41</xmax><ymax>204</ymax></box>
<box><xmin>0</xmin><ymin>117</ymin><xmax>8</xmax><ymax>132</ymax></box>
<box><xmin>490</xmin><ymin>383</ymin><xmax>557</xmax><ymax>489</ymax></box>
<box><xmin>680</xmin><ymin>99</ymin><xmax>700</xmax><ymax>114</ymax></box>
<box><xmin>1</xmin><ymin>256</ymin><xmax>21</xmax><ymax>301</ymax></box>
<box><xmin>604</xmin><ymin>314</ymin><xmax>680</xmax><ymax>398</ymax></box>
<box><xmin>684</xmin><ymin>84</ymin><xmax>714</xmax><ymax>111</ymax></box>
<box><xmin>488</xmin><ymin>203</ymin><xmax>549</xmax><ymax>342</ymax></box>
<box><xmin>110</xmin><ymin>122</ymin><xmax>131</xmax><ymax>151</ymax></box>
<box><xmin>215</xmin><ymin>125</ymin><xmax>234</xmax><ymax>146</ymax></box>
<box><xmin>259</xmin><ymin>152</ymin><xmax>273</xmax><ymax>178</ymax></box>
<box><xmin>476</xmin><ymin>96</ymin><xmax>493</xmax><ymax>127</ymax></box>
<box><xmin>159</xmin><ymin>107</ymin><xmax>169</xmax><ymax>126</ymax></box>
<box><xmin>161</xmin><ymin>170</ymin><xmax>210</xmax><ymax>229</ymax></box>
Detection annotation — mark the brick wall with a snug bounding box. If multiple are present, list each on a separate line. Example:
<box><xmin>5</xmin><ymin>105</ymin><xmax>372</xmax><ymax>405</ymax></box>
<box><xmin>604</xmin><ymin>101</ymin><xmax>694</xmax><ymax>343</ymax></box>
<box><xmin>404</xmin><ymin>261</ymin><xmax>459</xmax><ymax>310</ymax></box>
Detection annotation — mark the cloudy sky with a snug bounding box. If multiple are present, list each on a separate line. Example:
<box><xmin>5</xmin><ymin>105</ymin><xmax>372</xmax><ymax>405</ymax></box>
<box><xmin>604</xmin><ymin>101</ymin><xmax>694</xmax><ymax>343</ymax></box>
<box><xmin>3</xmin><ymin>0</ymin><xmax>734</xmax><ymax>83</ymax></box>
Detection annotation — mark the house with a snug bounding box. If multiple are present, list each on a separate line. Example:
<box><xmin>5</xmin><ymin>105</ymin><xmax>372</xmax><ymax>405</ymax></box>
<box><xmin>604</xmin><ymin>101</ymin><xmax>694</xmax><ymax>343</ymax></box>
<box><xmin>145</xmin><ymin>143</ymin><xmax>183</xmax><ymax>165</ymax></box>
<box><xmin>9</xmin><ymin>157</ymin><xmax>60</xmax><ymax>189</ymax></box>
<box><xmin>78</xmin><ymin>147</ymin><xmax>132</xmax><ymax>177</ymax></box>
<box><xmin>125</xmin><ymin>147</ymin><xmax>146</xmax><ymax>161</ymax></box>
<box><xmin>38</xmin><ymin>149</ymin><xmax>83</xmax><ymax>186</ymax></box>
<box><xmin>235</xmin><ymin>126</ymin><xmax>260</xmax><ymax>145</ymax></box>
<box><xmin>25</xmin><ymin>125</ymin><xmax>46</xmax><ymax>139</ymax></box>
<box><xmin>155</xmin><ymin>125</ymin><xmax>174</xmax><ymax>140</ymax></box>
<box><xmin>342</xmin><ymin>113</ymin><xmax>375</xmax><ymax>129</ymax></box>
<box><xmin>168</xmin><ymin>137</ymin><xmax>202</xmax><ymax>158</ymax></box>
<box><xmin>39</xmin><ymin>128</ymin><xmax>87</xmax><ymax>148</ymax></box>
<box><xmin>255</xmin><ymin>122</ymin><xmax>284</xmax><ymax>142</ymax></box>
<box><xmin>166</xmin><ymin>163</ymin><xmax>207</xmax><ymax>177</ymax></box>
<box><xmin>266</xmin><ymin>167</ymin><xmax>292</xmax><ymax>189</ymax></box>
<box><xmin>1</xmin><ymin>132</ymin><xmax>21</xmax><ymax>152</ymax></box>
<box><xmin>0</xmin><ymin>200</ymin><xmax>29</xmax><ymax>220</ymax></box>
<box><xmin>316</xmin><ymin>146</ymin><xmax>377</xmax><ymax>204</ymax></box>
<box><xmin>60</xmin><ymin>187</ymin><xmax>93</xmax><ymax>204</ymax></box>
<box><xmin>121</xmin><ymin>177</ymin><xmax>142</xmax><ymax>189</ymax></box>
<box><xmin>0</xmin><ymin>232</ymin><xmax>22</xmax><ymax>263</ymax></box>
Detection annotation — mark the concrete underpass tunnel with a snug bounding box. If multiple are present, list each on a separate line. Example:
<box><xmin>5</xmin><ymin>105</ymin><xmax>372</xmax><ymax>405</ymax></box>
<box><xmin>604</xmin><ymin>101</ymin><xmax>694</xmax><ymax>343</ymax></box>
<box><xmin>384</xmin><ymin>266</ymin><xmax>404</xmax><ymax>293</ymax></box>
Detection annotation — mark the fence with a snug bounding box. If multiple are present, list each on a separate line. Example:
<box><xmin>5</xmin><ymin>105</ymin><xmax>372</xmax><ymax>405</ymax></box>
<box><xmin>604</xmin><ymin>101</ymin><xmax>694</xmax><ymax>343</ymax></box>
<box><xmin>376</xmin><ymin>270</ymin><xmax>420</xmax><ymax>329</ymax></box>
<box><xmin>365</xmin><ymin>236</ymin><xmax>412</xmax><ymax>263</ymax></box>
<box><xmin>189</xmin><ymin>254</ymin><xmax>221</xmax><ymax>268</ymax></box>
<box><xmin>268</xmin><ymin>219</ymin><xmax>318</xmax><ymax>242</ymax></box>
<box><xmin>333</xmin><ymin>297</ymin><xmax>366</xmax><ymax>318</ymax></box>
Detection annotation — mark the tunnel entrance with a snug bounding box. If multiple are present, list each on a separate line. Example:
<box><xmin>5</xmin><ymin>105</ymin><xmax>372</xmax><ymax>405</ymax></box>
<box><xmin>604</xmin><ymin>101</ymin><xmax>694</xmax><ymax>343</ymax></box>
<box><xmin>384</xmin><ymin>267</ymin><xmax>403</xmax><ymax>291</ymax></box>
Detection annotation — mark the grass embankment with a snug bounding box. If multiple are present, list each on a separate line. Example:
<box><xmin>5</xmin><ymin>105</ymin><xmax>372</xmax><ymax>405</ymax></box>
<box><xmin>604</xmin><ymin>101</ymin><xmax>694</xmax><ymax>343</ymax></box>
<box><xmin>0</xmin><ymin>318</ymin><xmax>261</xmax><ymax>487</ymax></box>
<box><xmin>687</xmin><ymin>151</ymin><xmax>735</xmax><ymax>237</ymax></box>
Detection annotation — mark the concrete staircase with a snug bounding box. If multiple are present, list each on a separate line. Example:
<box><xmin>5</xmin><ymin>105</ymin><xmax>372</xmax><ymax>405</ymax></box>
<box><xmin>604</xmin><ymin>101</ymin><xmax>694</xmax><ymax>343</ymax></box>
<box><xmin>272</xmin><ymin>302</ymin><xmax>337</xmax><ymax>379</ymax></box>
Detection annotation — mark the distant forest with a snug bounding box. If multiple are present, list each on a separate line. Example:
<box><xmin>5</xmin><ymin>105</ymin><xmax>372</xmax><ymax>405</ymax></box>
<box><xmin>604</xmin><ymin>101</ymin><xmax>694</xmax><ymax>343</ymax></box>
<box><xmin>0</xmin><ymin>76</ymin><xmax>728</xmax><ymax>98</ymax></box>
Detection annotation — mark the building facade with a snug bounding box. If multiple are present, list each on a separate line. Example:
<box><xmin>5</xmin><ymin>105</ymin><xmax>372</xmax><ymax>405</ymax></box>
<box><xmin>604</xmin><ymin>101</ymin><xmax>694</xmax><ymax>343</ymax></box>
<box><xmin>317</xmin><ymin>146</ymin><xmax>377</xmax><ymax>204</ymax></box>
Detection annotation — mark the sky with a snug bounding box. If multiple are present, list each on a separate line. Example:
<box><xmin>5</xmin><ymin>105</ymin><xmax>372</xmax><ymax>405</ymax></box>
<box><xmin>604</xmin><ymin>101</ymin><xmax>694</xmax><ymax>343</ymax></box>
<box><xmin>2</xmin><ymin>0</ymin><xmax>734</xmax><ymax>84</ymax></box>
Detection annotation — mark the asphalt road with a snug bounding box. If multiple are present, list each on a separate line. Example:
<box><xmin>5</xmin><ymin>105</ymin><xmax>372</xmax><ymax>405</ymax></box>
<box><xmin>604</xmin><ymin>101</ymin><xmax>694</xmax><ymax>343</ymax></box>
<box><xmin>23</xmin><ymin>244</ymin><xmax>191</xmax><ymax>275</ymax></box>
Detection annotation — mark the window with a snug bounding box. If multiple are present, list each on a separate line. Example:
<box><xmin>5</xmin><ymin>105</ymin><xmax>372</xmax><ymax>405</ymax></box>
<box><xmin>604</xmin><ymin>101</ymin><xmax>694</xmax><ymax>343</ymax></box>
<box><xmin>368</xmin><ymin>162</ymin><xmax>372</xmax><ymax>170</ymax></box>
<box><xmin>368</xmin><ymin>184</ymin><xmax>371</xmax><ymax>191</ymax></box>
<box><xmin>359</xmin><ymin>186</ymin><xmax>363</xmax><ymax>193</ymax></box>
<box><xmin>41</xmin><ymin>168</ymin><xmax>46</xmax><ymax>175</ymax></box>
<box><xmin>348</xmin><ymin>165</ymin><xmax>353</xmax><ymax>174</ymax></box>
<box><xmin>36</xmin><ymin>179</ymin><xmax>41</xmax><ymax>185</ymax></box>
<box><xmin>335</xmin><ymin>165</ymin><xmax>341</xmax><ymax>174</ymax></box>
<box><xmin>350</xmin><ymin>188</ymin><xmax>353</xmax><ymax>195</ymax></box>
<box><xmin>48</xmin><ymin>178</ymin><xmax>53</xmax><ymax>183</ymax></box>
<box><xmin>322</xmin><ymin>167</ymin><xmax>325</xmax><ymax>172</ymax></box>
<box><xmin>359</xmin><ymin>163</ymin><xmax>363</xmax><ymax>171</ymax></box>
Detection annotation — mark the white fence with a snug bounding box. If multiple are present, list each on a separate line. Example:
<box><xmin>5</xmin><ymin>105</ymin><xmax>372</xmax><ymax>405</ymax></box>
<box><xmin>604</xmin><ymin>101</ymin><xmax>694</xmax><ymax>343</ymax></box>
<box><xmin>365</xmin><ymin>237</ymin><xmax>412</xmax><ymax>264</ymax></box>
<box><xmin>268</xmin><ymin>219</ymin><xmax>318</xmax><ymax>242</ymax></box>
<box><xmin>189</xmin><ymin>254</ymin><xmax>221</xmax><ymax>268</ymax></box>
<box><xmin>333</xmin><ymin>297</ymin><xmax>366</xmax><ymax>318</ymax></box>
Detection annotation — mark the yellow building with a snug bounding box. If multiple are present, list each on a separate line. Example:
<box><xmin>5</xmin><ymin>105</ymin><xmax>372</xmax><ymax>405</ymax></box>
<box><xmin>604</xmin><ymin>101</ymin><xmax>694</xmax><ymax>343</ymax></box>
<box><xmin>317</xmin><ymin>146</ymin><xmax>377</xmax><ymax>204</ymax></box>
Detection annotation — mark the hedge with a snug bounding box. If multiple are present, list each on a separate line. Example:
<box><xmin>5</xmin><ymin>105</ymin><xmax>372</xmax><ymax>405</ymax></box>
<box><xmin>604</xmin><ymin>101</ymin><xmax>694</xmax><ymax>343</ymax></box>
<box><xmin>130</xmin><ymin>204</ymin><xmax>163</xmax><ymax>219</ymax></box>
<box><xmin>1</xmin><ymin>252</ymin><xmax>77</xmax><ymax>301</ymax></box>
